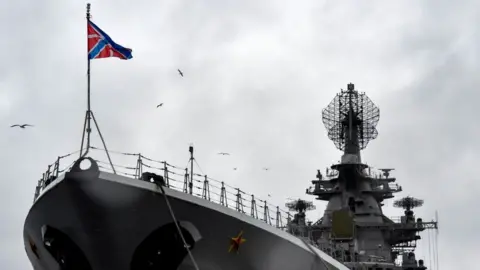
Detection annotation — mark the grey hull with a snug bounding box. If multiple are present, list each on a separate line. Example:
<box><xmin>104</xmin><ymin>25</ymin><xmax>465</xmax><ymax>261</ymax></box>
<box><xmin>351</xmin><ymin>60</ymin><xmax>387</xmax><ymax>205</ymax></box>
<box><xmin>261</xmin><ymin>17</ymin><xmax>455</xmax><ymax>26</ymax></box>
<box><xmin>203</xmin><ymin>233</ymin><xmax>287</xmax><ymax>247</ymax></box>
<box><xmin>24</xmin><ymin>162</ymin><xmax>347</xmax><ymax>270</ymax></box>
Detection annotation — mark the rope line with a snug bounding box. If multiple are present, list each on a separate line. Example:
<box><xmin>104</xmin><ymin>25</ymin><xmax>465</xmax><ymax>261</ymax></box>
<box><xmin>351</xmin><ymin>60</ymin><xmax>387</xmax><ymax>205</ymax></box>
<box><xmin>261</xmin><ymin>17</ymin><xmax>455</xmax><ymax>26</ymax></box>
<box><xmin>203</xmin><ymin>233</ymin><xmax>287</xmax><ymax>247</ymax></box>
<box><xmin>154</xmin><ymin>181</ymin><xmax>200</xmax><ymax>270</ymax></box>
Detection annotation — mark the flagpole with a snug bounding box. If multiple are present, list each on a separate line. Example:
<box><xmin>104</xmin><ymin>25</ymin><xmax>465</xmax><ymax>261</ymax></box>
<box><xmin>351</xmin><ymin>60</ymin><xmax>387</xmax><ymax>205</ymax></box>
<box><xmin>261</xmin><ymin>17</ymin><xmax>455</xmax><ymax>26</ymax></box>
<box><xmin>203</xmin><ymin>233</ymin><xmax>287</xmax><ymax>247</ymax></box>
<box><xmin>86</xmin><ymin>3</ymin><xmax>92</xmax><ymax>152</ymax></box>
<box><xmin>78</xmin><ymin>3</ymin><xmax>116</xmax><ymax>174</ymax></box>
<box><xmin>80</xmin><ymin>3</ymin><xmax>92</xmax><ymax>158</ymax></box>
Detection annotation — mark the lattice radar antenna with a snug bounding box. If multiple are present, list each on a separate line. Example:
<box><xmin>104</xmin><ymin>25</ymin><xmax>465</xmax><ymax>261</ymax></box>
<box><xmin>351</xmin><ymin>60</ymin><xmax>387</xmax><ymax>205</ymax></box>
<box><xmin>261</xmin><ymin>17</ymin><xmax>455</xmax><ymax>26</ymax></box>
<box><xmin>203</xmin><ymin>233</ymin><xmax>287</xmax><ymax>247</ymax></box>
<box><xmin>285</xmin><ymin>199</ymin><xmax>316</xmax><ymax>213</ymax></box>
<box><xmin>393</xmin><ymin>196</ymin><xmax>424</xmax><ymax>211</ymax></box>
<box><xmin>322</xmin><ymin>83</ymin><xmax>380</xmax><ymax>151</ymax></box>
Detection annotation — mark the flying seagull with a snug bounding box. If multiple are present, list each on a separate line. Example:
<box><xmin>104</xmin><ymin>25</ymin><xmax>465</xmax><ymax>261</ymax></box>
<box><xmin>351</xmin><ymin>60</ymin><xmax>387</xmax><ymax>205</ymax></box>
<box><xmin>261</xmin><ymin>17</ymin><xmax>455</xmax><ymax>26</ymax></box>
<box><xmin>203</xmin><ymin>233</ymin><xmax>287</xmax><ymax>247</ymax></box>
<box><xmin>156</xmin><ymin>103</ymin><xmax>164</xmax><ymax>108</ymax></box>
<box><xmin>218</xmin><ymin>152</ymin><xmax>230</xmax><ymax>156</ymax></box>
<box><xmin>177</xmin><ymin>69</ymin><xmax>184</xmax><ymax>77</ymax></box>
<box><xmin>11</xmin><ymin>124</ymin><xmax>34</xmax><ymax>129</ymax></box>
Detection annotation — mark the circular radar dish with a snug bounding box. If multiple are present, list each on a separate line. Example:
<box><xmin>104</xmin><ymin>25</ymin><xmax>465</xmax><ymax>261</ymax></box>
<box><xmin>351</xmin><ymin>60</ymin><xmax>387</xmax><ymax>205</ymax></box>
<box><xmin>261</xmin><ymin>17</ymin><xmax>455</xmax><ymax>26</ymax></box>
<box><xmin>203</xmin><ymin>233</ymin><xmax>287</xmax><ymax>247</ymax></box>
<box><xmin>322</xmin><ymin>83</ymin><xmax>380</xmax><ymax>151</ymax></box>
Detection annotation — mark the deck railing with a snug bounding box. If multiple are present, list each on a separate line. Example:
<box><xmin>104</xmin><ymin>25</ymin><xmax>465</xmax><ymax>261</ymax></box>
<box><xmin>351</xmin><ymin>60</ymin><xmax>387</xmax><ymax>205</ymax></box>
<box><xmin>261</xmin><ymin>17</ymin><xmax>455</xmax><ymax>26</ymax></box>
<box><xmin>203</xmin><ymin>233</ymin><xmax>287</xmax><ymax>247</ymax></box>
<box><xmin>34</xmin><ymin>146</ymin><xmax>293</xmax><ymax>230</ymax></box>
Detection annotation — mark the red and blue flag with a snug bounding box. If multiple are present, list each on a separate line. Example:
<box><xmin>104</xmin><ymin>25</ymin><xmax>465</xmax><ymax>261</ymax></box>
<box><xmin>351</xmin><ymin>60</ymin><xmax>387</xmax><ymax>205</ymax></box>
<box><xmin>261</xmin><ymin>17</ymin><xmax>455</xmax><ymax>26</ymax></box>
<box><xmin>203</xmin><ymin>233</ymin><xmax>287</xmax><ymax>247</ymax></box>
<box><xmin>87</xmin><ymin>20</ymin><xmax>132</xmax><ymax>60</ymax></box>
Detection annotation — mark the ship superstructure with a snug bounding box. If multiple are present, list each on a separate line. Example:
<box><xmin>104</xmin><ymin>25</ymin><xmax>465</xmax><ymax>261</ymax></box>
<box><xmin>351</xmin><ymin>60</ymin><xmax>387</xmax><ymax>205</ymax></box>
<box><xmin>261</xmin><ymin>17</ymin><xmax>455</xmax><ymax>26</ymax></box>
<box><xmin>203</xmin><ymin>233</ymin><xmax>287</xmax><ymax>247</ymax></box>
<box><xmin>24</xmin><ymin>81</ymin><xmax>438</xmax><ymax>270</ymax></box>
<box><xmin>293</xmin><ymin>83</ymin><xmax>438</xmax><ymax>269</ymax></box>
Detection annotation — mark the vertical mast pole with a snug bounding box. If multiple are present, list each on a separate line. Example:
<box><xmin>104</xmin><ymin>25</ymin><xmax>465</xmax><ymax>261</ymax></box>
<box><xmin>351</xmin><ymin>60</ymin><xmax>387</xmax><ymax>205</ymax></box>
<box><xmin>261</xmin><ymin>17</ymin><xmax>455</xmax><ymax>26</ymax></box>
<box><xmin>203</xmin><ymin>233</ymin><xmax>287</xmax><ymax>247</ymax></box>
<box><xmin>86</xmin><ymin>3</ymin><xmax>92</xmax><ymax>152</ymax></box>
<box><xmin>80</xmin><ymin>3</ymin><xmax>92</xmax><ymax>158</ymax></box>
<box><xmin>189</xmin><ymin>146</ymin><xmax>194</xmax><ymax>195</ymax></box>
<box><xmin>77</xmin><ymin>3</ymin><xmax>116</xmax><ymax>174</ymax></box>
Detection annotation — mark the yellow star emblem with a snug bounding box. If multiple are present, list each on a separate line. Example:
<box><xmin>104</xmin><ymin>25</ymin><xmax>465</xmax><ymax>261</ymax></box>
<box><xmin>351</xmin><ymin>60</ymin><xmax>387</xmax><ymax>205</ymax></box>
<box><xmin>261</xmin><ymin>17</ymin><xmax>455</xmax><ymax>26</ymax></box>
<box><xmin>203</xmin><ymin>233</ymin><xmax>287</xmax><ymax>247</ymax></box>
<box><xmin>228</xmin><ymin>230</ymin><xmax>246</xmax><ymax>253</ymax></box>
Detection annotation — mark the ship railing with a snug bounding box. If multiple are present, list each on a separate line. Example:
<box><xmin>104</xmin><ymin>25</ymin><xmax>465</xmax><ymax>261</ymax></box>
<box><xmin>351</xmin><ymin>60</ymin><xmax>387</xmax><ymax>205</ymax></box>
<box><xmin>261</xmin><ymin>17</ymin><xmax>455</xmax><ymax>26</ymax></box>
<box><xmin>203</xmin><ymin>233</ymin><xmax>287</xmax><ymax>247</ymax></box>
<box><xmin>306</xmin><ymin>185</ymin><xmax>336</xmax><ymax>195</ymax></box>
<box><xmin>306</xmin><ymin>182</ymin><xmax>401</xmax><ymax>195</ymax></box>
<box><xmin>388</xmin><ymin>216</ymin><xmax>435</xmax><ymax>228</ymax></box>
<box><xmin>361</xmin><ymin>167</ymin><xmax>397</xmax><ymax>180</ymax></box>
<box><xmin>314</xmin><ymin>167</ymin><xmax>399</xmax><ymax>183</ymax></box>
<box><xmin>364</xmin><ymin>171</ymin><xmax>386</xmax><ymax>179</ymax></box>
<box><xmin>371</xmin><ymin>182</ymin><xmax>401</xmax><ymax>192</ymax></box>
<box><xmin>313</xmin><ymin>243</ymin><xmax>403</xmax><ymax>266</ymax></box>
<box><xmin>387</xmin><ymin>216</ymin><xmax>402</xmax><ymax>223</ymax></box>
<box><xmin>318</xmin><ymin>170</ymin><xmax>339</xmax><ymax>180</ymax></box>
<box><xmin>33</xmin><ymin>146</ymin><xmax>293</xmax><ymax>231</ymax></box>
<box><xmin>321</xmin><ymin>165</ymin><xmax>397</xmax><ymax>180</ymax></box>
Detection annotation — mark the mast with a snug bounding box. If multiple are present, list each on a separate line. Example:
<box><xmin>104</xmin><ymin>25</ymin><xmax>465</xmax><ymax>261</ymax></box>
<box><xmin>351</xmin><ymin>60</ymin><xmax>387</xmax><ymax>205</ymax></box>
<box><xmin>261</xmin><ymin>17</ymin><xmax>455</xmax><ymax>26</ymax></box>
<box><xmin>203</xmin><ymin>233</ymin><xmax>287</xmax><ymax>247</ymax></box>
<box><xmin>85</xmin><ymin>3</ymin><xmax>92</xmax><ymax>155</ymax></box>
<box><xmin>79</xmin><ymin>3</ymin><xmax>92</xmax><ymax>158</ymax></box>
<box><xmin>303</xmin><ymin>83</ymin><xmax>438</xmax><ymax>269</ymax></box>
<box><xmin>347</xmin><ymin>84</ymin><xmax>354</xmax><ymax>153</ymax></box>
<box><xmin>189</xmin><ymin>145</ymin><xmax>194</xmax><ymax>195</ymax></box>
<box><xmin>78</xmin><ymin>3</ymin><xmax>116</xmax><ymax>173</ymax></box>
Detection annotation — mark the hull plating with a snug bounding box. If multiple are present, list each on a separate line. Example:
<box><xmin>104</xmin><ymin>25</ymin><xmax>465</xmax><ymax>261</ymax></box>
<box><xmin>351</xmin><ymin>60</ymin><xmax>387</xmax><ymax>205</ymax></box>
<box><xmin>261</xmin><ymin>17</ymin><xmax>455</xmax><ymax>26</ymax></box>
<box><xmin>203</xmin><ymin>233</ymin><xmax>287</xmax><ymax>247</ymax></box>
<box><xmin>24</xmin><ymin>168</ymin><xmax>346</xmax><ymax>270</ymax></box>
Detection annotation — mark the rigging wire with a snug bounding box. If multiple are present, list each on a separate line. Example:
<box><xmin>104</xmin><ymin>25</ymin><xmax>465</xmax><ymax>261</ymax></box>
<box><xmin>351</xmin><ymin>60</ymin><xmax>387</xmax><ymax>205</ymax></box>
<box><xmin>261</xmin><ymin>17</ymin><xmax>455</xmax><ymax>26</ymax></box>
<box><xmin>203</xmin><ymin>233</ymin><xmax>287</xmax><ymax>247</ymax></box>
<box><xmin>428</xmin><ymin>229</ymin><xmax>433</xmax><ymax>269</ymax></box>
<box><xmin>185</xmin><ymin>158</ymin><xmax>191</xmax><ymax>171</ymax></box>
<box><xmin>435</xmin><ymin>229</ymin><xmax>440</xmax><ymax>270</ymax></box>
<box><xmin>193</xmin><ymin>159</ymin><xmax>205</xmax><ymax>175</ymax></box>
<box><xmin>153</xmin><ymin>180</ymin><xmax>200</xmax><ymax>270</ymax></box>
<box><xmin>432</xmin><ymin>230</ymin><xmax>437</xmax><ymax>270</ymax></box>
<box><xmin>90</xmin><ymin>146</ymin><xmax>137</xmax><ymax>156</ymax></box>
<box><xmin>59</xmin><ymin>149</ymin><xmax>84</xmax><ymax>159</ymax></box>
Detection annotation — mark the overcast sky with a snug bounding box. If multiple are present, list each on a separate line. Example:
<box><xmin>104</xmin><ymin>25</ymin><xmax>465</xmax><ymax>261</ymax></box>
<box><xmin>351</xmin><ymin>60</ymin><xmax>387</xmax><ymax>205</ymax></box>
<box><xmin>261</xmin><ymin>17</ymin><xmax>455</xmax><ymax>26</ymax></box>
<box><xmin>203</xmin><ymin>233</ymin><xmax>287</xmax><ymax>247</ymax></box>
<box><xmin>1</xmin><ymin>0</ymin><xmax>479</xmax><ymax>269</ymax></box>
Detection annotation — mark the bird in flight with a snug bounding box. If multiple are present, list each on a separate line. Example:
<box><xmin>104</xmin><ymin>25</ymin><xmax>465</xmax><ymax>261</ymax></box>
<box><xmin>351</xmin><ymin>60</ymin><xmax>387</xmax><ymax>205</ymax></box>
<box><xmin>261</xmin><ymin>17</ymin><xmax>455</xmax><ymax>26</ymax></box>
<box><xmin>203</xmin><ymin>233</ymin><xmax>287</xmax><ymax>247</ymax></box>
<box><xmin>233</xmin><ymin>168</ymin><xmax>237</xmax><ymax>170</ymax></box>
<box><xmin>177</xmin><ymin>69</ymin><xmax>184</xmax><ymax>77</ymax></box>
<box><xmin>11</xmin><ymin>124</ymin><xmax>34</xmax><ymax>129</ymax></box>
<box><xmin>218</xmin><ymin>152</ymin><xmax>230</xmax><ymax>156</ymax></box>
<box><xmin>263</xmin><ymin>167</ymin><xmax>269</xmax><ymax>171</ymax></box>
<box><xmin>156</xmin><ymin>103</ymin><xmax>164</xmax><ymax>108</ymax></box>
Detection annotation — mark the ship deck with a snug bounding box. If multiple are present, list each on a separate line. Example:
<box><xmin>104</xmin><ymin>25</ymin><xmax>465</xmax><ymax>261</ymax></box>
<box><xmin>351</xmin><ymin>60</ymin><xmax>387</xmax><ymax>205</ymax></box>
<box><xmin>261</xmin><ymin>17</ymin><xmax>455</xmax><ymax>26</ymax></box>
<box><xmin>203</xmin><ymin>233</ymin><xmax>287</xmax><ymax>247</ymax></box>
<box><xmin>25</xmin><ymin>153</ymin><xmax>349</xmax><ymax>270</ymax></box>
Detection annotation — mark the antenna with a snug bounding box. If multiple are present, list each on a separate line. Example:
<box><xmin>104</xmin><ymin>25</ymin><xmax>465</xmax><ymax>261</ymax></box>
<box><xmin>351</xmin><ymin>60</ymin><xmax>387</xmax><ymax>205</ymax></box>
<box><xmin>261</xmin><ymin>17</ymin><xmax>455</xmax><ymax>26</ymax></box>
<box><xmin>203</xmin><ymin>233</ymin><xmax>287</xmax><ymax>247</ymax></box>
<box><xmin>435</xmin><ymin>210</ymin><xmax>440</xmax><ymax>270</ymax></box>
<box><xmin>322</xmin><ymin>83</ymin><xmax>380</xmax><ymax>152</ymax></box>
<box><xmin>285</xmin><ymin>199</ymin><xmax>316</xmax><ymax>213</ymax></box>
<box><xmin>379</xmin><ymin>168</ymin><xmax>395</xmax><ymax>178</ymax></box>
<box><xmin>393</xmin><ymin>196</ymin><xmax>424</xmax><ymax>211</ymax></box>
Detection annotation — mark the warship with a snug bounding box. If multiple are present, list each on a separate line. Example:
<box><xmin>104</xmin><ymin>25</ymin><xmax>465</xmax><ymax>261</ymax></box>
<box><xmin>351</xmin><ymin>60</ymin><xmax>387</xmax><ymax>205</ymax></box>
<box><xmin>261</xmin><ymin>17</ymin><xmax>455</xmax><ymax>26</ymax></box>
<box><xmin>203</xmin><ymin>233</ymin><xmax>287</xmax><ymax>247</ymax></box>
<box><xmin>23</xmin><ymin>81</ymin><xmax>439</xmax><ymax>270</ymax></box>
